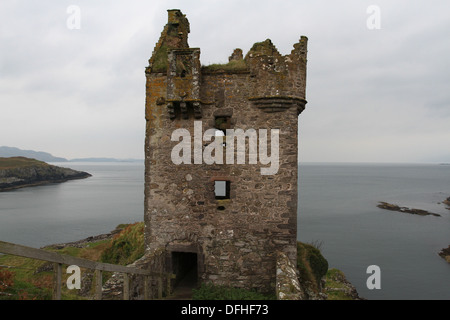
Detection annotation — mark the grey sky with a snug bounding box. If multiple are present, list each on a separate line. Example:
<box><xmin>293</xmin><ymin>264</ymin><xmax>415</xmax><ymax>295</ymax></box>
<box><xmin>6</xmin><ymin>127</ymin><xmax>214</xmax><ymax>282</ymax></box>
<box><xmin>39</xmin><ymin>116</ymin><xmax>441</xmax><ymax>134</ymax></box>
<box><xmin>1</xmin><ymin>1</ymin><xmax>449</xmax><ymax>162</ymax></box>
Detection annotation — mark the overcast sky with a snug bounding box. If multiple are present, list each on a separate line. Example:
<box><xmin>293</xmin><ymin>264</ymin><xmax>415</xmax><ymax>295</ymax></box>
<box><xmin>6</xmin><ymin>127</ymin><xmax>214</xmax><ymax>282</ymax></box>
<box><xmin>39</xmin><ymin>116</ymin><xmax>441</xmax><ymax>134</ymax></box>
<box><xmin>1</xmin><ymin>1</ymin><xmax>449</xmax><ymax>163</ymax></box>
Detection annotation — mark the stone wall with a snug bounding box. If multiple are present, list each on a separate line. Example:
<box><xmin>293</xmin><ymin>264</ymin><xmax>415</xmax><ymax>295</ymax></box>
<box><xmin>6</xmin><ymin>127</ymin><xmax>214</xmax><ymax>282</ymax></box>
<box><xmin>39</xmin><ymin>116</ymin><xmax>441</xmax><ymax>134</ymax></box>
<box><xmin>275</xmin><ymin>251</ymin><xmax>303</xmax><ymax>300</ymax></box>
<box><xmin>103</xmin><ymin>247</ymin><xmax>169</xmax><ymax>300</ymax></box>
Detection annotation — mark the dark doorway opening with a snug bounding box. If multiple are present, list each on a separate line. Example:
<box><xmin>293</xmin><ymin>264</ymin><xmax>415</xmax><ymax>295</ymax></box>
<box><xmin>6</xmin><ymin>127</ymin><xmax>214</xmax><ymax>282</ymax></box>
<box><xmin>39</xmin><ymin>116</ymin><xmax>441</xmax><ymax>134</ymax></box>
<box><xmin>171</xmin><ymin>252</ymin><xmax>198</xmax><ymax>290</ymax></box>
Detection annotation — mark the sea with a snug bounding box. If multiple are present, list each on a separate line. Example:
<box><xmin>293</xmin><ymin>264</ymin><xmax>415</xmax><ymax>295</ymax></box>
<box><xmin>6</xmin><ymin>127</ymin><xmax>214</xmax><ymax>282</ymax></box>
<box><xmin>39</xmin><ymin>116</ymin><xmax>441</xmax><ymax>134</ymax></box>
<box><xmin>0</xmin><ymin>161</ymin><xmax>449</xmax><ymax>300</ymax></box>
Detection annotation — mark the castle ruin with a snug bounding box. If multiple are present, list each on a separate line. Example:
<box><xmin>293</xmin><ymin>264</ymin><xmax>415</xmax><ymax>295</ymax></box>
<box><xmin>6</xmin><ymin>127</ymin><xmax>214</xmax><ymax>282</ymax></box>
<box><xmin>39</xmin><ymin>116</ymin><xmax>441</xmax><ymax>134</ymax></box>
<box><xmin>144</xmin><ymin>9</ymin><xmax>308</xmax><ymax>294</ymax></box>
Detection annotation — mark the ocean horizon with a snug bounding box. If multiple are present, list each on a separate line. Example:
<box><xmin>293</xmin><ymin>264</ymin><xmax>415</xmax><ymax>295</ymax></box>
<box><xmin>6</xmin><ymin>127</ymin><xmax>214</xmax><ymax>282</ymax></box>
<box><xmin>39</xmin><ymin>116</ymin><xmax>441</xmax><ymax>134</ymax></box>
<box><xmin>1</xmin><ymin>161</ymin><xmax>449</xmax><ymax>300</ymax></box>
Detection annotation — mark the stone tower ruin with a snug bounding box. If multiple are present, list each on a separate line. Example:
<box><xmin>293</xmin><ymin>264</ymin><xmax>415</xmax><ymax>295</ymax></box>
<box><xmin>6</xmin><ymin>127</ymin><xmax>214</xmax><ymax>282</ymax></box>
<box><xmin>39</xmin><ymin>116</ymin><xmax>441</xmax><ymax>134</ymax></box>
<box><xmin>144</xmin><ymin>9</ymin><xmax>307</xmax><ymax>293</ymax></box>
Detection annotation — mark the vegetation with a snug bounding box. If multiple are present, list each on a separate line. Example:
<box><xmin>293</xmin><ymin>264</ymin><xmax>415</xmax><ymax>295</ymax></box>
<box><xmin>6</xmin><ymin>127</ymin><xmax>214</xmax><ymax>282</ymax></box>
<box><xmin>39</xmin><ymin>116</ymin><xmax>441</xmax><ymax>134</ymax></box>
<box><xmin>1</xmin><ymin>224</ymin><xmax>360</xmax><ymax>300</ymax></box>
<box><xmin>296</xmin><ymin>241</ymin><xmax>328</xmax><ymax>292</ymax></box>
<box><xmin>192</xmin><ymin>283</ymin><xmax>275</xmax><ymax>300</ymax></box>
<box><xmin>100</xmin><ymin>222</ymin><xmax>145</xmax><ymax>265</ymax></box>
<box><xmin>324</xmin><ymin>268</ymin><xmax>359</xmax><ymax>300</ymax></box>
<box><xmin>202</xmin><ymin>59</ymin><xmax>248</xmax><ymax>73</ymax></box>
<box><xmin>151</xmin><ymin>43</ymin><xmax>169</xmax><ymax>73</ymax></box>
<box><xmin>0</xmin><ymin>222</ymin><xmax>143</xmax><ymax>300</ymax></box>
<box><xmin>0</xmin><ymin>157</ymin><xmax>48</xmax><ymax>169</ymax></box>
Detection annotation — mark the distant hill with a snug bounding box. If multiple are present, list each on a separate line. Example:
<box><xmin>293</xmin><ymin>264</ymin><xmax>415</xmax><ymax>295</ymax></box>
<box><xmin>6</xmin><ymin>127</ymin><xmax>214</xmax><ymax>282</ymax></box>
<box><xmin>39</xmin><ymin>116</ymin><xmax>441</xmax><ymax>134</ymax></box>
<box><xmin>0</xmin><ymin>146</ymin><xmax>143</xmax><ymax>163</ymax></box>
<box><xmin>69</xmin><ymin>157</ymin><xmax>143</xmax><ymax>163</ymax></box>
<box><xmin>0</xmin><ymin>146</ymin><xmax>68</xmax><ymax>162</ymax></box>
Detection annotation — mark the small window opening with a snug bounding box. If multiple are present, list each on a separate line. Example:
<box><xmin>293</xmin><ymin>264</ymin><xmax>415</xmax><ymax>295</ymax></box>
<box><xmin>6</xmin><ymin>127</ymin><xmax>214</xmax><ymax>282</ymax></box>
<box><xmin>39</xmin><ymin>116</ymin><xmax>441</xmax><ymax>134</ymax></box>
<box><xmin>215</xmin><ymin>116</ymin><xmax>231</xmax><ymax>147</ymax></box>
<box><xmin>215</xmin><ymin>116</ymin><xmax>231</xmax><ymax>135</ymax></box>
<box><xmin>215</xmin><ymin>180</ymin><xmax>230</xmax><ymax>199</ymax></box>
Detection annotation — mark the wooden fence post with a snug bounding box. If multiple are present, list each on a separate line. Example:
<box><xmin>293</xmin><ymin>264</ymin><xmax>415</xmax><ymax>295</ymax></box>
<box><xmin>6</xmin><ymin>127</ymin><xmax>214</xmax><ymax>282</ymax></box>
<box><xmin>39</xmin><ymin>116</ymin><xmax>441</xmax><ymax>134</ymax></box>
<box><xmin>95</xmin><ymin>269</ymin><xmax>102</xmax><ymax>300</ymax></box>
<box><xmin>144</xmin><ymin>275</ymin><xmax>150</xmax><ymax>300</ymax></box>
<box><xmin>52</xmin><ymin>263</ymin><xmax>62</xmax><ymax>300</ymax></box>
<box><xmin>158</xmin><ymin>274</ymin><xmax>163</xmax><ymax>299</ymax></box>
<box><xmin>167</xmin><ymin>274</ymin><xmax>171</xmax><ymax>296</ymax></box>
<box><xmin>123</xmin><ymin>273</ymin><xmax>130</xmax><ymax>300</ymax></box>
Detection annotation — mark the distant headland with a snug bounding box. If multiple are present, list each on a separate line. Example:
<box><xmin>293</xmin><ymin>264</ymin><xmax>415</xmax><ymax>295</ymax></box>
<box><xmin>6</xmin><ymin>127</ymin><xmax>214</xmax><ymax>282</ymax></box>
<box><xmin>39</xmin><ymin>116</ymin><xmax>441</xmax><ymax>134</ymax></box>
<box><xmin>0</xmin><ymin>146</ymin><xmax>143</xmax><ymax>163</ymax></box>
<box><xmin>0</xmin><ymin>157</ymin><xmax>91</xmax><ymax>192</ymax></box>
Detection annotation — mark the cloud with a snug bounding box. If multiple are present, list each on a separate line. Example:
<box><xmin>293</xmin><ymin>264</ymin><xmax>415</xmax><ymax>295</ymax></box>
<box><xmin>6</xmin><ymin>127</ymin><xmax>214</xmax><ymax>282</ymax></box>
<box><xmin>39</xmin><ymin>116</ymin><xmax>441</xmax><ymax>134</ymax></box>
<box><xmin>0</xmin><ymin>1</ymin><xmax>449</xmax><ymax>162</ymax></box>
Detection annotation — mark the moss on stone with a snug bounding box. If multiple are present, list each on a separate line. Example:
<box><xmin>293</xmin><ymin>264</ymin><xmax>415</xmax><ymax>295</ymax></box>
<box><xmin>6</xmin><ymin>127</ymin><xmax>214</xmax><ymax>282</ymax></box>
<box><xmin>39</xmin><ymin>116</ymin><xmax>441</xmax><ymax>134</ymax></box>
<box><xmin>151</xmin><ymin>43</ymin><xmax>169</xmax><ymax>73</ymax></box>
<box><xmin>296</xmin><ymin>242</ymin><xmax>328</xmax><ymax>291</ymax></box>
<box><xmin>202</xmin><ymin>59</ymin><xmax>248</xmax><ymax>73</ymax></box>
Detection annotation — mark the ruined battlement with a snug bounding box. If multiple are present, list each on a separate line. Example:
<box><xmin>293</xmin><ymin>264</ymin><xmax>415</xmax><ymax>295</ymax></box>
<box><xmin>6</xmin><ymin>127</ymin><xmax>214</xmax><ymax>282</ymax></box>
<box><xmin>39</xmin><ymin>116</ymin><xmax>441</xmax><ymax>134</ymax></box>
<box><xmin>143</xmin><ymin>9</ymin><xmax>308</xmax><ymax>294</ymax></box>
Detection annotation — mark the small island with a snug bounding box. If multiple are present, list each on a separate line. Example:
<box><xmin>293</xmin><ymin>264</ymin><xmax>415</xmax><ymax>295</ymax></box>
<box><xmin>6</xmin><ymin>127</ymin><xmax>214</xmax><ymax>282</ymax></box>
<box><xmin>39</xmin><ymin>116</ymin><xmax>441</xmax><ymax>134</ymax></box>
<box><xmin>439</xmin><ymin>246</ymin><xmax>450</xmax><ymax>263</ymax></box>
<box><xmin>377</xmin><ymin>201</ymin><xmax>441</xmax><ymax>217</ymax></box>
<box><xmin>0</xmin><ymin>157</ymin><xmax>91</xmax><ymax>192</ymax></box>
<box><xmin>443</xmin><ymin>197</ymin><xmax>450</xmax><ymax>210</ymax></box>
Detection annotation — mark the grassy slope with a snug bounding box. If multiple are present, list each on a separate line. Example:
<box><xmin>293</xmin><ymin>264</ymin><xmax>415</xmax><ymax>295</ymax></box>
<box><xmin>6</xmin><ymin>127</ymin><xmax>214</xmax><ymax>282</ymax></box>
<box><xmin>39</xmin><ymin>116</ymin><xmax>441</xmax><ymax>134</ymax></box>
<box><xmin>1</xmin><ymin>222</ymin><xmax>359</xmax><ymax>300</ymax></box>
<box><xmin>0</xmin><ymin>157</ymin><xmax>48</xmax><ymax>169</ymax></box>
<box><xmin>0</xmin><ymin>223</ymin><xmax>144</xmax><ymax>300</ymax></box>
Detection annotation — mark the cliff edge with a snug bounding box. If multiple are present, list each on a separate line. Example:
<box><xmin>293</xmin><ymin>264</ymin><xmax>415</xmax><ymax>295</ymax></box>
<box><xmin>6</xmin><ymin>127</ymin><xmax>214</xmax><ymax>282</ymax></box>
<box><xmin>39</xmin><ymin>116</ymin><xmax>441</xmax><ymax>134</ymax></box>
<box><xmin>0</xmin><ymin>157</ymin><xmax>91</xmax><ymax>191</ymax></box>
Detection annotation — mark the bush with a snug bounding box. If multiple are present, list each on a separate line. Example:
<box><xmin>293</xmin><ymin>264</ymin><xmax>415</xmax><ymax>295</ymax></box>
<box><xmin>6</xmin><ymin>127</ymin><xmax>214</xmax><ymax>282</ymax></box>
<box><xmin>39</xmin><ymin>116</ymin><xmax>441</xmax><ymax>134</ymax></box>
<box><xmin>0</xmin><ymin>269</ymin><xmax>15</xmax><ymax>292</ymax></box>
<box><xmin>297</xmin><ymin>242</ymin><xmax>328</xmax><ymax>290</ymax></box>
<box><xmin>100</xmin><ymin>222</ymin><xmax>145</xmax><ymax>265</ymax></box>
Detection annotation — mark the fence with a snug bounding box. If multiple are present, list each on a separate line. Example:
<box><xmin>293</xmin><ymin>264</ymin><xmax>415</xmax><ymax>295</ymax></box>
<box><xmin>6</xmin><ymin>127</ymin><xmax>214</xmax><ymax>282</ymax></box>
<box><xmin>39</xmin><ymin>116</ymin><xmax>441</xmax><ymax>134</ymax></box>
<box><xmin>0</xmin><ymin>240</ymin><xmax>174</xmax><ymax>300</ymax></box>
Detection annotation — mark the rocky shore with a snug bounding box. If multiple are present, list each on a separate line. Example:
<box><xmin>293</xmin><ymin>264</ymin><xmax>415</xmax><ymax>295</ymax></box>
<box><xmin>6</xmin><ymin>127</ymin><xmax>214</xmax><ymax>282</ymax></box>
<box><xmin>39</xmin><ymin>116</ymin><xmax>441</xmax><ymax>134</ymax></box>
<box><xmin>443</xmin><ymin>197</ymin><xmax>450</xmax><ymax>210</ymax></box>
<box><xmin>41</xmin><ymin>228</ymin><xmax>122</xmax><ymax>250</ymax></box>
<box><xmin>325</xmin><ymin>269</ymin><xmax>365</xmax><ymax>300</ymax></box>
<box><xmin>439</xmin><ymin>246</ymin><xmax>450</xmax><ymax>263</ymax></box>
<box><xmin>377</xmin><ymin>201</ymin><xmax>441</xmax><ymax>217</ymax></box>
<box><xmin>0</xmin><ymin>157</ymin><xmax>91</xmax><ymax>191</ymax></box>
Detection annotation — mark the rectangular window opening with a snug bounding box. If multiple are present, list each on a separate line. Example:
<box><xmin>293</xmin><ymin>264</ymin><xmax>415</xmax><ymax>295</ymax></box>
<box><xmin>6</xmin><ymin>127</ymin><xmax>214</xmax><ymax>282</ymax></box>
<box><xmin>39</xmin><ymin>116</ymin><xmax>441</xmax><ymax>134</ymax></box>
<box><xmin>214</xmin><ymin>180</ymin><xmax>230</xmax><ymax>199</ymax></box>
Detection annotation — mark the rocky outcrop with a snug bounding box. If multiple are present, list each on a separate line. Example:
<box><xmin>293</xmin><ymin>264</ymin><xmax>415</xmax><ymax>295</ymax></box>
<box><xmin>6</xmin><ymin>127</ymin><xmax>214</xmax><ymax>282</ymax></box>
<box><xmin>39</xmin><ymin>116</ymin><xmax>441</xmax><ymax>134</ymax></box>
<box><xmin>439</xmin><ymin>246</ymin><xmax>450</xmax><ymax>263</ymax></box>
<box><xmin>377</xmin><ymin>202</ymin><xmax>441</xmax><ymax>217</ymax></box>
<box><xmin>443</xmin><ymin>197</ymin><xmax>450</xmax><ymax>210</ymax></box>
<box><xmin>325</xmin><ymin>269</ymin><xmax>365</xmax><ymax>300</ymax></box>
<box><xmin>0</xmin><ymin>157</ymin><xmax>91</xmax><ymax>191</ymax></box>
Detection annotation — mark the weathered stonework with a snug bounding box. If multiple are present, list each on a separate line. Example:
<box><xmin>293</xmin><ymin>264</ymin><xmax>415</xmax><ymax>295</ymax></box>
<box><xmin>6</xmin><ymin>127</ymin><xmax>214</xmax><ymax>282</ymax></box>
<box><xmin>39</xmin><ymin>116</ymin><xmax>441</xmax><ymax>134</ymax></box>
<box><xmin>144</xmin><ymin>9</ymin><xmax>308</xmax><ymax>294</ymax></box>
<box><xmin>276</xmin><ymin>252</ymin><xmax>303</xmax><ymax>300</ymax></box>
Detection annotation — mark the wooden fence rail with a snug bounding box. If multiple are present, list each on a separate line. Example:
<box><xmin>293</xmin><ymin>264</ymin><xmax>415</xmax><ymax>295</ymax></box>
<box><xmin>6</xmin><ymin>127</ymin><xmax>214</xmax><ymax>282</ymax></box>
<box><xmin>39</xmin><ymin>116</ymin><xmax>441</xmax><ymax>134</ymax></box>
<box><xmin>0</xmin><ymin>240</ymin><xmax>174</xmax><ymax>300</ymax></box>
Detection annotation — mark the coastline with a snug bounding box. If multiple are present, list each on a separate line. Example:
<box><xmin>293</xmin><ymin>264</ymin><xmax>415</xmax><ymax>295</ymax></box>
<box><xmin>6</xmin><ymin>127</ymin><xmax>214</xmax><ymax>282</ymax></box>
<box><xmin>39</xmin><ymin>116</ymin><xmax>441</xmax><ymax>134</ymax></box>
<box><xmin>0</xmin><ymin>174</ymin><xmax>91</xmax><ymax>192</ymax></box>
<box><xmin>439</xmin><ymin>246</ymin><xmax>450</xmax><ymax>263</ymax></box>
<box><xmin>0</xmin><ymin>157</ymin><xmax>91</xmax><ymax>192</ymax></box>
<box><xmin>41</xmin><ymin>227</ymin><xmax>123</xmax><ymax>250</ymax></box>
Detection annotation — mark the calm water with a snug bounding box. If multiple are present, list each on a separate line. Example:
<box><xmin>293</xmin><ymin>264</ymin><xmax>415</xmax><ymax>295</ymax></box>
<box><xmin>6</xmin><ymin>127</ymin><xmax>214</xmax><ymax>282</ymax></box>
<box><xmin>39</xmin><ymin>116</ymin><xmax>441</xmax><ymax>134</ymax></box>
<box><xmin>298</xmin><ymin>163</ymin><xmax>450</xmax><ymax>300</ymax></box>
<box><xmin>0</xmin><ymin>162</ymin><xmax>145</xmax><ymax>248</ymax></box>
<box><xmin>0</xmin><ymin>162</ymin><xmax>449</xmax><ymax>299</ymax></box>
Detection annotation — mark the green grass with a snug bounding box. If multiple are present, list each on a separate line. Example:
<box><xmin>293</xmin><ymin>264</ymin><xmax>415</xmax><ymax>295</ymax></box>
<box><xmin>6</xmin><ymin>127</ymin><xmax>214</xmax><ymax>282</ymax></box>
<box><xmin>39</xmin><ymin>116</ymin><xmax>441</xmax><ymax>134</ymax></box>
<box><xmin>0</xmin><ymin>223</ymin><xmax>144</xmax><ymax>300</ymax></box>
<box><xmin>192</xmin><ymin>283</ymin><xmax>275</xmax><ymax>300</ymax></box>
<box><xmin>202</xmin><ymin>59</ymin><xmax>248</xmax><ymax>73</ymax></box>
<box><xmin>296</xmin><ymin>242</ymin><xmax>328</xmax><ymax>292</ymax></box>
<box><xmin>100</xmin><ymin>222</ymin><xmax>145</xmax><ymax>265</ymax></box>
<box><xmin>1</xmin><ymin>225</ymin><xmax>359</xmax><ymax>300</ymax></box>
<box><xmin>0</xmin><ymin>157</ymin><xmax>48</xmax><ymax>169</ymax></box>
<box><xmin>151</xmin><ymin>43</ymin><xmax>169</xmax><ymax>73</ymax></box>
<box><xmin>324</xmin><ymin>269</ymin><xmax>355</xmax><ymax>300</ymax></box>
